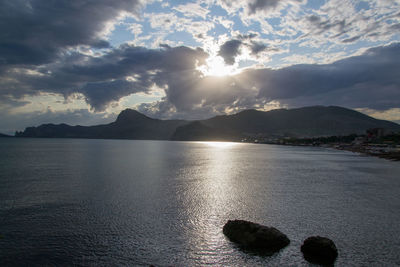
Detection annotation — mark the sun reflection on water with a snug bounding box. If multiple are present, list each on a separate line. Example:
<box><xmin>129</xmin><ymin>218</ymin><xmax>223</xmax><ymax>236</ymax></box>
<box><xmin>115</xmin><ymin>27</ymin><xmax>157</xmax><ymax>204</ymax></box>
<box><xmin>197</xmin><ymin>141</ymin><xmax>239</xmax><ymax>148</ymax></box>
<box><xmin>178</xmin><ymin>140</ymin><xmax>246</xmax><ymax>263</ymax></box>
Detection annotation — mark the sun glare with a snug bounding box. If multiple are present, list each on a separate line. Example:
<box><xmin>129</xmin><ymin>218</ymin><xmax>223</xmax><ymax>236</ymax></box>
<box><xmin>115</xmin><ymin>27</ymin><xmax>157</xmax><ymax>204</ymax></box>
<box><xmin>198</xmin><ymin>56</ymin><xmax>237</xmax><ymax>77</ymax></box>
<box><xmin>200</xmin><ymin>141</ymin><xmax>239</xmax><ymax>148</ymax></box>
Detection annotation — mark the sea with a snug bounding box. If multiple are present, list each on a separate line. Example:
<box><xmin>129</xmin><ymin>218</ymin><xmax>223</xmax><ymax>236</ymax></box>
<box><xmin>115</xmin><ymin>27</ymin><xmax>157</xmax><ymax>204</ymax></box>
<box><xmin>0</xmin><ymin>138</ymin><xmax>400</xmax><ymax>266</ymax></box>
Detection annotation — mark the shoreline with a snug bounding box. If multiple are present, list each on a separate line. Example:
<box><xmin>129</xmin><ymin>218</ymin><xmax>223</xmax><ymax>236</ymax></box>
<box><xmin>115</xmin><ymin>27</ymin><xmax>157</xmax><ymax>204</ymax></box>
<box><xmin>3</xmin><ymin>136</ymin><xmax>400</xmax><ymax>161</ymax></box>
<box><xmin>256</xmin><ymin>141</ymin><xmax>400</xmax><ymax>161</ymax></box>
<box><xmin>333</xmin><ymin>145</ymin><xmax>400</xmax><ymax>161</ymax></box>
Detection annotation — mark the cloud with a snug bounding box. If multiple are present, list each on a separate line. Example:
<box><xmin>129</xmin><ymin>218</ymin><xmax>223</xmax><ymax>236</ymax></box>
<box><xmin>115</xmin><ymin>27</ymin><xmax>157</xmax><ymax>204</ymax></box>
<box><xmin>140</xmin><ymin>43</ymin><xmax>400</xmax><ymax>120</ymax></box>
<box><xmin>356</xmin><ymin>107</ymin><xmax>400</xmax><ymax>125</ymax></box>
<box><xmin>3</xmin><ymin>41</ymin><xmax>400</xmax><ymax>121</ymax></box>
<box><xmin>79</xmin><ymin>80</ymin><xmax>144</xmax><ymax>111</ymax></box>
<box><xmin>216</xmin><ymin>0</ymin><xmax>298</xmax><ymax>16</ymax></box>
<box><xmin>2</xmin><ymin>41</ymin><xmax>400</xmax><ymax>132</ymax></box>
<box><xmin>218</xmin><ymin>35</ymin><xmax>276</xmax><ymax>64</ymax></box>
<box><xmin>173</xmin><ymin>2</ymin><xmax>209</xmax><ymax>19</ymax></box>
<box><xmin>290</xmin><ymin>0</ymin><xmax>400</xmax><ymax>47</ymax></box>
<box><xmin>247</xmin><ymin>0</ymin><xmax>281</xmax><ymax>15</ymax></box>
<box><xmin>144</xmin><ymin>11</ymin><xmax>215</xmax><ymax>44</ymax></box>
<box><xmin>255</xmin><ymin>43</ymin><xmax>400</xmax><ymax>110</ymax></box>
<box><xmin>212</xmin><ymin>16</ymin><xmax>234</xmax><ymax>29</ymax></box>
<box><xmin>0</xmin><ymin>108</ymin><xmax>116</xmax><ymax>135</ymax></box>
<box><xmin>248</xmin><ymin>41</ymin><xmax>269</xmax><ymax>55</ymax></box>
<box><xmin>0</xmin><ymin>0</ymin><xmax>145</xmax><ymax>67</ymax></box>
<box><xmin>237</xmin><ymin>33</ymin><xmax>259</xmax><ymax>40</ymax></box>
<box><xmin>0</xmin><ymin>45</ymin><xmax>208</xmax><ymax>111</ymax></box>
<box><xmin>218</xmin><ymin>39</ymin><xmax>242</xmax><ymax>64</ymax></box>
<box><xmin>215</xmin><ymin>0</ymin><xmax>306</xmax><ymax>23</ymax></box>
<box><xmin>214</xmin><ymin>0</ymin><xmax>400</xmax><ymax>62</ymax></box>
<box><xmin>1</xmin><ymin>0</ymin><xmax>400</xmax><ymax>135</ymax></box>
<box><xmin>138</xmin><ymin>74</ymin><xmax>261</xmax><ymax>119</ymax></box>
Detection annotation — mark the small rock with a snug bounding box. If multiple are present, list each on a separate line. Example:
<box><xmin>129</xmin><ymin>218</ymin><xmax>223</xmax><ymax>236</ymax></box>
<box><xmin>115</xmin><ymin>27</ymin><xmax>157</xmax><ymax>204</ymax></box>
<box><xmin>223</xmin><ymin>220</ymin><xmax>290</xmax><ymax>253</ymax></box>
<box><xmin>301</xmin><ymin>236</ymin><xmax>338</xmax><ymax>265</ymax></box>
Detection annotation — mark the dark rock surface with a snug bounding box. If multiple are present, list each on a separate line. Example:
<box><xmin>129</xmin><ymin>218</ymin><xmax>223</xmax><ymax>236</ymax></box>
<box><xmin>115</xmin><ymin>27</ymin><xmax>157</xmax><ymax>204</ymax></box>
<box><xmin>301</xmin><ymin>236</ymin><xmax>338</xmax><ymax>265</ymax></box>
<box><xmin>223</xmin><ymin>220</ymin><xmax>290</xmax><ymax>253</ymax></box>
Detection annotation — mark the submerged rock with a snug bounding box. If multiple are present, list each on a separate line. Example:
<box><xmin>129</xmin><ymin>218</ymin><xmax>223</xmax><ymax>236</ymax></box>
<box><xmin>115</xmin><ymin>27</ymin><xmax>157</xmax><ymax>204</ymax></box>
<box><xmin>301</xmin><ymin>236</ymin><xmax>338</xmax><ymax>265</ymax></box>
<box><xmin>223</xmin><ymin>220</ymin><xmax>290</xmax><ymax>253</ymax></box>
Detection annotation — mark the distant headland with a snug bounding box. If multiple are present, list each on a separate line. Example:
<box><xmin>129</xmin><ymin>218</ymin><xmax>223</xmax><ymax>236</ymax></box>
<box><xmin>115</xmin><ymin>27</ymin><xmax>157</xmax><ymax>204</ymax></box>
<box><xmin>0</xmin><ymin>133</ymin><xmax>11</xmax><ymax>138</ymax></box>
<box><xmin>14</xmin><ymin>106</ymin><xmax>400</xmax><ymax>142</ymax></box>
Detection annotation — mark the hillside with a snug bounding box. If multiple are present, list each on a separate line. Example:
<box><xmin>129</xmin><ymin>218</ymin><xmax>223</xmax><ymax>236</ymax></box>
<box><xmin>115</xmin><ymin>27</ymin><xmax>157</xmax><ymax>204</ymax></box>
<box><xmin>0</xmin><ymin>133</ymin><xmax>11</xmax><ymax>137</ymax></box>
<box><xmin>197</xmin><ymin>106</ymin><xmax>400</xmax><ymax>138</ymax></box>
<box><xmin>15</xmin><ymin>106</ymin><xmax>400</xmax><ymax>140</ymax></box>
<box><xmin>16</xmin><ymin>109</ymin><xmax>187</xmax><ymax>140</ymax></box>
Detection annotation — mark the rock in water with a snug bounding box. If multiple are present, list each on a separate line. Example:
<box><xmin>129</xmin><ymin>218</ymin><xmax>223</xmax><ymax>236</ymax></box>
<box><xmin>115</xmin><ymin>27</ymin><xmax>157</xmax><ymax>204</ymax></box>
<box><xmin>301</xmin><ymin>236</ymin><xmax>338</xmax><ymax>265</ymax></box>
<box><xmin>223</xmin><ymin>220</ymin><xmax>290</xmax><ymax>252</ymax></box>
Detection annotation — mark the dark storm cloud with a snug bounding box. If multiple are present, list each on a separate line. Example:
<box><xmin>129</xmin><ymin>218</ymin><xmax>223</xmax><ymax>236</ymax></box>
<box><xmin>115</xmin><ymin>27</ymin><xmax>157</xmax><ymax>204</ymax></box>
<box><xmin>0</xmin><ymin>40</ymin><xmax>399</xmax><ymax>133</ymax></box>
<box><xmin>139</xmin><ymin>43</ymin><xmax>400</xmax><ymax>119</ymax></box>
<box><xmin>0</xmin><ymin>45</ymin><xmax>208</xmax><ymax>111</ymax></box>
<box><xmin>1</xmin><ymin>11</ymin><xmax>400</xmax><ymax>119</ymax></box>
<box><xmin>253</xmin><ymin>43</ymin><xmax>400</xmax><ymax>110</ymax></box>
<box><xmin>64</xmin><ymin>45</ymin><xmax>207</xmax><ymax>79</ymax></box>
<box><xmin>138</xmin><ymin>73</ymin><xmax>262</xmax><ymax>120</ymax></box>
<box><xmin>69</xmin><ymin>45</ymin><xmax>208</xmax><ymax>111</ymax></box>
<box><xmin>218</xmin><ymin>39</ymin><xmax>242</xmax><ymax>65</ymax></box>
<box><xmin>0</xmin><ymin>0</ymin><xmax>143</xmax><ymax>67</ymax></box>
<box><xmin>79</xmin><ymin>80</ymin><xmax>143</xmax><ymax>111</ymax></box>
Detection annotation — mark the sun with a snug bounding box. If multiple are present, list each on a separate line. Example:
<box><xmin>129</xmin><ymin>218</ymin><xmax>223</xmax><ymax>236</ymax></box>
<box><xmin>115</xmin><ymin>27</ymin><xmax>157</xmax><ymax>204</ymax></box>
<box><xmin>198</xmin><ymin>56</ymin><xmax>237</xmax><ymax>77</ymax></box>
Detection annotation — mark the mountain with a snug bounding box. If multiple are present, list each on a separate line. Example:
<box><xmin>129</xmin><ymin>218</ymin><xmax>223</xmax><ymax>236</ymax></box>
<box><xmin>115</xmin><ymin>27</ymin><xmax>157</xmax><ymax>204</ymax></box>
<box><xmin>0</xmin><ymin>133</ymin><xmax>11</xmax><ymax>137</ymax></box>
<box><xmin>15</xmin><ymin>106</ymin><xmax>400</xmax><ymax>140</ymax></box>
<box><xmin>195</xmin><ymin>106</ymin><xmax>400</xmax><ymax>139</ymax></box>
<box><xmin>16</xmin><ymin>109</ymin><xmax>187</xmax><ymax>140</ymax></box>
<box><xmin>170</xmin><ymin>121</ymin><xmax>237</xmax><ymax>141</ymax></box>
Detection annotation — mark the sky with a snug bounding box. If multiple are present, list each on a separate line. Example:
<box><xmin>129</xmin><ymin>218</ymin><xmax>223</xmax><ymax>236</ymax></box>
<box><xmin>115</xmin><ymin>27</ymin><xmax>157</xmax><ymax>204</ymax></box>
<box><xmin>1</xmin><ymin>0</ymin><xmax>400</xmax><ymax>134</ymax></box>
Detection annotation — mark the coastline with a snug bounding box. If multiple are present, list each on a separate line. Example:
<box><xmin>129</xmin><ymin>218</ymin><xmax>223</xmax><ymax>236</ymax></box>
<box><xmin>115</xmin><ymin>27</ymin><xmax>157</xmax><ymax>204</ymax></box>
<box><xmin>253</xmin><ymin>141</ymin><xmax>400</xmax><ymax>161</ymax></box>
<box><xmin>332</xmin><ymin>144</ymin><xmax>400</xmax><ymax>161</ymax></box>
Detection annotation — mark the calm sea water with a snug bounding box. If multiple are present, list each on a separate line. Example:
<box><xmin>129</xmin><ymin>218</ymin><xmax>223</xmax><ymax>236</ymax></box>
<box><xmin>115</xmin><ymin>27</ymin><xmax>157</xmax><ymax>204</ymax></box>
<box><xmin>0</xmin><ymin>138</ymin><xmax>400</xmax><ymax>266</ymax></box>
